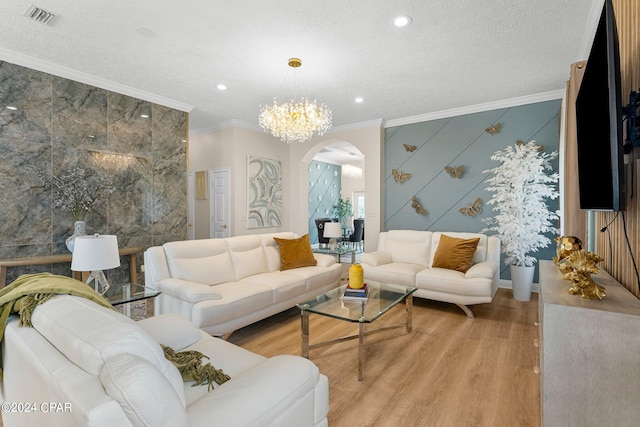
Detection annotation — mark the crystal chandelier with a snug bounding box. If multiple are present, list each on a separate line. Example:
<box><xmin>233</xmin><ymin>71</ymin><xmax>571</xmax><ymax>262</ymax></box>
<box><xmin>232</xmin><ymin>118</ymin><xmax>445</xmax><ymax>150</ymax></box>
<box><xmin>259</xmin><ymin>58</ymin><xmax>332</xmax><ymax>143</ymax></box>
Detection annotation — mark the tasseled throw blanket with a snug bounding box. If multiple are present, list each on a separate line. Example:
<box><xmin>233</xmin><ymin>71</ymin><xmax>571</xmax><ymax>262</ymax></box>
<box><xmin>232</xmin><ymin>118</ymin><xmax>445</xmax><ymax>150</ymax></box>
<box><xmin>162</xmin><ymin>345</ymin><xmax>231</xmax><ymax>390</ymax></box>
<box><xmin>0</xmin><ymin>272</ymin><xmax>114</xmax><ymax>378</ymax></box>
<box><xmin>0</xmin><ymin>272</ymin><xmax>230</xmax><ymax>390</ymax></box>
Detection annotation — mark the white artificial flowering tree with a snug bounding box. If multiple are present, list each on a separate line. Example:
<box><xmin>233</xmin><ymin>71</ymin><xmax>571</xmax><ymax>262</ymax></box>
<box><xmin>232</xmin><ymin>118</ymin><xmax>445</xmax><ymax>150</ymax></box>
<box><xmin>482</xmin><ymin>141</ymin><xmax>560</xmax><ymax>267</ymax></box>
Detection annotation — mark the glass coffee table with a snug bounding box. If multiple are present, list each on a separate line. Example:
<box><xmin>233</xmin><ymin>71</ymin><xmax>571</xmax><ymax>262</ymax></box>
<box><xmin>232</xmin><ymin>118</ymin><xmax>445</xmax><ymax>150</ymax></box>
<box><xmin>103</xmin><ymin>283</ymin><xmax>161</xmax><ymax>306</ymax></box>
<box><xmin>297</xmin><ymin>281</ymin><xmax>417</xmax><ymax>380</ymax></box>
<box><xmin>103</xmin><ymin>283</ymin><xmax>161</xmax><ymax>317</ymax></box>
<box><xmin>311</xmin><ymin>246</ymin><xmax>356</xmax><ymax>263</ymax></box>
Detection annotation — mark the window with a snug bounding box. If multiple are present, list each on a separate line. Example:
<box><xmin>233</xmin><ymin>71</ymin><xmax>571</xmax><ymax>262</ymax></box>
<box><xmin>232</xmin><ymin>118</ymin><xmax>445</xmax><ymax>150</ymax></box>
<box><xmin>353</xmin><ymin>191</ymin><xmax>365</xmax><ymax>218</ymax></box>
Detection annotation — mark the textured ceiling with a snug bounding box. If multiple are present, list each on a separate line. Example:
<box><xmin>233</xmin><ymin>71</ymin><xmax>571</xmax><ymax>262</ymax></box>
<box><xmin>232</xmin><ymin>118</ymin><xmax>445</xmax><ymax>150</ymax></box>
<box><xmin>0</xmin><ymin>0</ymin><xmax>601</xmax><ymax>138</ymax></box>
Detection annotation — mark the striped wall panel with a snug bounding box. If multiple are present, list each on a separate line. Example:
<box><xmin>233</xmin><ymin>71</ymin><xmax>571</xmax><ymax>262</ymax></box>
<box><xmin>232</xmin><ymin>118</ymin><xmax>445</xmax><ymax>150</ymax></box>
<box><xmin>384</xmin><ymin>99</ymin><xmax>561</xmax><ymax>280</ymax></box>
<box><xmin>307</xmin><ymin>160</ymin><xmax>341</xmax><ymax>244</ymax></box>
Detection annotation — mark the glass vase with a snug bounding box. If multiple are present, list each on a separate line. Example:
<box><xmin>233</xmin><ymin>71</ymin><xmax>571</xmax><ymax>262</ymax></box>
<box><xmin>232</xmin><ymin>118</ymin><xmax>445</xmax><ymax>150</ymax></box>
<box><xmin>65</xmin><ymin>220</ymin><xmax>87</xmax><ymax>252</ymax></box>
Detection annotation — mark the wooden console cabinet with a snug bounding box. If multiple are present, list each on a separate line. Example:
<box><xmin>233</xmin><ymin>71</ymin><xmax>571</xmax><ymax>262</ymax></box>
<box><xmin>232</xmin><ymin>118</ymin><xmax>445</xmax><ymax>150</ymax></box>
<box><xmin>0</xmin><ymin>247</ymin><xmax>142</xmax><ymax>288</ymax></box>
<box><xmin>539</xmin><ymin>260</ymin><xmax>640</xmax><ymax>426</ymax></box>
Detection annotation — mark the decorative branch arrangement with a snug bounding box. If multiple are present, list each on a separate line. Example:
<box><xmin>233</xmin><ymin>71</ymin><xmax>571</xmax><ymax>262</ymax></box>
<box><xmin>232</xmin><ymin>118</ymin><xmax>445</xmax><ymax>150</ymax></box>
<box><xmin>482</xmin><ymin>140</ymin><xmax>560</xmax><ymax>267</ymax></box>
<box><xmin>38</xmin><ymin>167</ymin><xmax>115</xmax><ymax>221</ymax></box>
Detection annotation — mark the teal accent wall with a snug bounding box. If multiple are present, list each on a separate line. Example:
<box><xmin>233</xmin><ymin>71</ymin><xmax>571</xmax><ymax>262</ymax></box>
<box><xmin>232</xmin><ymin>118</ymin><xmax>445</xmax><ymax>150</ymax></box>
<box><xmin>308</xmin><ymin>160</ymin><xmax>341</xmax><ymax>244</ymax></box>
<box><xmin>384</xmin><ymin>99</ymin><xmax>561</xmax><ymax>281</ymax></box>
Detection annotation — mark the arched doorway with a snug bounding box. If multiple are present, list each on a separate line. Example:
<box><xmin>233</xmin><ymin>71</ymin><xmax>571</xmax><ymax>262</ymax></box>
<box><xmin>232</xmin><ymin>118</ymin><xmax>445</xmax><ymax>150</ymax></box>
<box><xmin>306</xmin><ymin>141</ymin><xmax>364</xmax><ymax>245</ymax></box>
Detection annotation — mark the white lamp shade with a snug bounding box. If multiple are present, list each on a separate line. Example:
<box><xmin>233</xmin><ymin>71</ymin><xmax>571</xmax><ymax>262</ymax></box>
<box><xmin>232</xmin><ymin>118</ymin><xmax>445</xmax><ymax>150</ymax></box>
<box><xmin>71</xmin><ymin>234</ymin><xmax>121</xmax><ymax>272</ymax></box>
<box><xmin>323</xmin><ymin>222</ymin><xmax>342</xmax><ymax>238</ymax></box>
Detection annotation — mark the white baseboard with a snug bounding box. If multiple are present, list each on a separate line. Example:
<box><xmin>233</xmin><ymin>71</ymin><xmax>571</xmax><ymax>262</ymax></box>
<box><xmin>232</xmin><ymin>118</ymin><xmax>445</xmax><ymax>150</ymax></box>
<box><xmin>499</xmin><ymin>279</ymin><xmax>540</xmax><ymax>294</ymax></box>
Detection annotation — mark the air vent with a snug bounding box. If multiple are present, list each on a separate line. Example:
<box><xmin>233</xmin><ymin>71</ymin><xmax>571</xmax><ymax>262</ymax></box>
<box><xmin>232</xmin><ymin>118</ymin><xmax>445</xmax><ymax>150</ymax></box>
<box><xmin>23</xmin><ymin>4</ymin><xmax>56</xmax><ymax>25</ymax></box>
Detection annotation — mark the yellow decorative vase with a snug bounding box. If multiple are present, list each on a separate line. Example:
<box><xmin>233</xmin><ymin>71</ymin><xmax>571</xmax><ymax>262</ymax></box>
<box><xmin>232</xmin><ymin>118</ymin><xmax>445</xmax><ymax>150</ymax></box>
<box><xmin>349</xmin><ymin>263</ymin><xmax>364</xmax><ymax>289</ymax></box>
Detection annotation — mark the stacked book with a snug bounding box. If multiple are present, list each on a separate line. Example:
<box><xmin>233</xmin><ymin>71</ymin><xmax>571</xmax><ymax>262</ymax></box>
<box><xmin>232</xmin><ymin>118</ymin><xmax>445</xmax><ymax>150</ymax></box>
<box><xmin>342</xmin><ymin>283</ymin><xmax>369</xmax><ymax>301</ymax></box>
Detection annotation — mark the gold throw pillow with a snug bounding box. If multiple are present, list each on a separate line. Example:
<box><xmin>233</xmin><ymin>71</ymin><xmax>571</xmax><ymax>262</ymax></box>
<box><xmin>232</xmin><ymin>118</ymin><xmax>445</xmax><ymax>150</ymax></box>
<box><xmin>273</xmin><ymin>234</ymin><xmax>318</xmax><ymax>271</ymax></box>
<box><xmin>432</xmin><ymin>234</ymin><xmax>480</xmax><ymax>273</ymax></box>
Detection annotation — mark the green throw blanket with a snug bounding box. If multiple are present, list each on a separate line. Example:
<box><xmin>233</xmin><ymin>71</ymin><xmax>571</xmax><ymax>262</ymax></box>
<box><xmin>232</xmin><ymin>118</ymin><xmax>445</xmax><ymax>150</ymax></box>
<box><xmin>0</xmin><ymin>272</ymin><xmax>230</xmax><ymax>389</ymax></box>
<box><xmin>162</xmin><ymin>345</ymin><xmax>231</xmax><ymax>390</ymax></box>
<box><xmin>0</xmin><ymin>272</ymin><xmax>114</xmax><ymax>378</ymax></box>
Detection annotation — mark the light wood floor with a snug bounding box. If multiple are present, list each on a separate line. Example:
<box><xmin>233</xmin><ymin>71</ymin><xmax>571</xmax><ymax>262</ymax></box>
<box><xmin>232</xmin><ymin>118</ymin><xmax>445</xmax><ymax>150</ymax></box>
<box><xmin>228</xmin><ymin>288</ymin><xmax>541</xmax><ymax>427</ymax></box>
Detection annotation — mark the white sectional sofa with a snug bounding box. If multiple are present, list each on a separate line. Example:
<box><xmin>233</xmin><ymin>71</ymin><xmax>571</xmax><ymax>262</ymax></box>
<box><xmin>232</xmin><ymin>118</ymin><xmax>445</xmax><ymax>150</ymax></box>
<box><xmin>360</xmin><ymin>230</ymin><xmax>500</xmax><ymax>317</ymax></box>
<box><xmin>144</xmin><ymin>232</ymin><xmax>343</xmax><ymax>336</ymax></box>
<box><xmin>1</xmin><ymin>295</ymin><xmax>329</xmax><ymax>427</ymax></box>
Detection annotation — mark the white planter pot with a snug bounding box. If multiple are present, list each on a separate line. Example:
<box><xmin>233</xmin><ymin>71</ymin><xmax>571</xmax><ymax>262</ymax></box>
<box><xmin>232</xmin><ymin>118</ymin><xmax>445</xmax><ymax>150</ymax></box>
<box><xmin>510</xmin><ymin>264</ymin><xmax>535</xmax><ymax>301</ymax></box>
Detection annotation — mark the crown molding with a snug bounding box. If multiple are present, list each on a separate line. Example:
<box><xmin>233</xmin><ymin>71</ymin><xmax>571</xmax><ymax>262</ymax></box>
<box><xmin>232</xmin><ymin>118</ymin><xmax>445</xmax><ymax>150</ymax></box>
<box><xmin>577</xmin><ymin>0</ymin><xmax>605</xmax><ymax>61</ymax></box>
<box><xmin>0</xmin><ymin>48</ymin><xmax>194</xmax><ymax>112</ymax></box>
<box><xmin>189</xmin><ymin>119</ymin><xmax>261</xmax><ymax>136</ymax></box>
<box><xmin>328</xmin><ymin>119</ymin><xmax>384</xmax><ymax>133</ymax></box>
<box><xmin>190</xmin><ymin>91</ymin><xmax>565</xmax><ymax>135</ymax></box>
<box><xmin>190</xmin><ymin>118</ymin><xmax>385</xmax><ymax>137</ymax></box>
<box><xmin>383</xmin><ymin>90</ymin><xmax>565</xmax><ymax>128</ymax></box>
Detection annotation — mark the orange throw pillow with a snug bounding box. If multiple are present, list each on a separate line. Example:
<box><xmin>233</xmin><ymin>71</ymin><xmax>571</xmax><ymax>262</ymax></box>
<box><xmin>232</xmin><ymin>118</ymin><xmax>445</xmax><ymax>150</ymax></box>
<box><xmin>273</xmin><ymin>234</ymin><xmax>318</xmax><ymax>271</ymax></box>
<box><xmin>432</xmin><ymin>234</ymin><xmax>480</xmax><ymax>273</ymax></box>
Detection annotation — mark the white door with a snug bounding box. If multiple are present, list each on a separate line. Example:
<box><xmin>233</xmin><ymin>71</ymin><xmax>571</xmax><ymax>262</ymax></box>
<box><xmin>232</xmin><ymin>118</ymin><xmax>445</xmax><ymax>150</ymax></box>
<box><xmin>210</xmin><ymin>168</ymin><xmax>230</xmax><ymax>238</ymax></box>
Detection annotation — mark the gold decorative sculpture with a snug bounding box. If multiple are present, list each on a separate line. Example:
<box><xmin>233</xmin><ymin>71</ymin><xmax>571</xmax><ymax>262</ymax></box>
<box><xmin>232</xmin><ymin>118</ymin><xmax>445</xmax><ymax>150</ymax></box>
<box><xmin>553</xmin><ymin>235</ymin><xmax>583</xmax><ymax>269</ymax></box>
<box><xmin>562</xmin><ymin>250</ymin><xmax>606</xmax><ymax>300</ymax></box>
<box><xmin>411</xmin><ymin>196</ymin><xmax>427</xmax><ymax>215</ymax></box>
<box><xmin>392</xmin><ymin>168</ymin><xmax>412</xmax><ymax>183</ymax></box>
<box><xmin>485</xmin><ymin>123</ymin><xmax>501</xmax><ymax>135</ymax></box>
<box><xmin>459</xmin><ymin>197</ymin><xmax>482</xmax><ymax>217</ymax></box>
<box><xmin>444</xmin><ymin>165</ymin><xmax>465</xmax><ymax>179</ymax></box>
<box><xmin>403</xmin><ymin>144</ymin><xmax>417</xmax><ymax>152</ymax></box>
<box><xmin>516</xmin><ymin>139</ymin><xmax>546</xmax><ymax>152</ymax></box>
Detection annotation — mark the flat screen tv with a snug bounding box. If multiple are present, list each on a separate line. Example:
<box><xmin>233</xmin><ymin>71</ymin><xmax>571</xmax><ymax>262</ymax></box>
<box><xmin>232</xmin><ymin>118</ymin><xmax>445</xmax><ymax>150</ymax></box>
<box><xmin>575</xmin><ymin>0</ymin><xmax>625</xmax><ymax>211</ymax></box>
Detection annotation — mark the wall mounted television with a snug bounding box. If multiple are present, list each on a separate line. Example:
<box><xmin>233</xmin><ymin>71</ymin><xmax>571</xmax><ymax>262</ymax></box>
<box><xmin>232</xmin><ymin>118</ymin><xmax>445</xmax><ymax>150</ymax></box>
<box><xmin>575</xmin><ymin>0</ymin><xmax>625</xmax><ymax>211</ymax></box>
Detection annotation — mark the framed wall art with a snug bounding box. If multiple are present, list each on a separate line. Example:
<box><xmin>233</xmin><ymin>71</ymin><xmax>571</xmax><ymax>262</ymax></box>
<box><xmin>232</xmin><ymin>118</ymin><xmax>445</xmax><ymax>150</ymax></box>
<box><xmin>247</xmin><ymin>155</ymin><xmax>282</xmax><ymax>228</ymax></box>
<box><xmin>195</xmin><ymin>171</ymin><xmax>207</xmax><ymax>200</ymax></box>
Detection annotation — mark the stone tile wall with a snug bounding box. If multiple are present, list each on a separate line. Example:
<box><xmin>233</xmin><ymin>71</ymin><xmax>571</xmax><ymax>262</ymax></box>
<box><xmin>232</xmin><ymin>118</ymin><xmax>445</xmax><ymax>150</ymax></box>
<box><xmin>0</xmin><ymin>61</ymin><xmax>187</xmax><ymax>284</ymax></box>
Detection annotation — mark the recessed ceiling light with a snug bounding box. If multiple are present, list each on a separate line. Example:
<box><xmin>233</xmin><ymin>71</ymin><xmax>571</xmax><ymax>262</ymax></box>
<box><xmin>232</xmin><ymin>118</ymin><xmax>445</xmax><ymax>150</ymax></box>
<box><xmin>393</xmin><ymin>15</ymin><xmax>412</xmax><ymax>27</ymax></box>
<box><xmin>6</xmin><ymin>106</ymin><xmax>17</xmax><ymax>110</ymax></box>
<box><xmin>354</xmin><ymin>97</ymin><xmax>364</xmax><ymax>104</ymax></box>
<box><xmin>140</xmin><ymin>114</ymin><xmax>149</xmax><ymax>118</ymax></box>
<box><xmin>216</xmin><ymin>84</ymin><xmax>227</xmax><ymax>91</ymax></box>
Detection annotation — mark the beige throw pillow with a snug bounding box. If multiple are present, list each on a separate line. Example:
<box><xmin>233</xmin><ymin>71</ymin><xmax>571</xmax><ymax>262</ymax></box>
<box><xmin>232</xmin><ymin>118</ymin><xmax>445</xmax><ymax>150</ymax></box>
<box><xmin>273</xmin><ymin>234</ymin><xmax>318</xmax><ymax>271</ymax></box>
<box><xmin>432</xmin><ymin>234</ymin><xmax>480</xmax><ymax>273</ymax></box>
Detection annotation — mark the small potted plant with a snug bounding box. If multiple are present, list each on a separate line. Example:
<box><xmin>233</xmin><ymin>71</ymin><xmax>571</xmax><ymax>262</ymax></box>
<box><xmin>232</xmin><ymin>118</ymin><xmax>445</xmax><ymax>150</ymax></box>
<box><xmin>482</xmin><ymin>141</ymin><xmax>560</xmax><ymax>301</ymax></box>
<box><xmin>333</xmin><ymin>198</ymin><xmax>353</xmax><ymax>229</ymax></box>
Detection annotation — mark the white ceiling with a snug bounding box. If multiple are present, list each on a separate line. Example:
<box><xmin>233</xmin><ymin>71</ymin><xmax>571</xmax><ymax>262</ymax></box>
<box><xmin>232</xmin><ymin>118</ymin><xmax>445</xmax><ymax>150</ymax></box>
<box><xmin>1</xmin><ymin>0</ymin><xmax>602</xmax><ymax>151</ymax></box>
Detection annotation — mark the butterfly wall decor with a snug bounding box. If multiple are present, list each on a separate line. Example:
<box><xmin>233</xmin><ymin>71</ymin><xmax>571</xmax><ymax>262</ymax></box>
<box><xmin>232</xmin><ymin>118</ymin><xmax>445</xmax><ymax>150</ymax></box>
<box><xmin>459</xmin><ymin>197</ymin><xmax>483</xmax><ymax>217</ymax></box>
<box><xmin>411</xmin><ymin>196</ymin><xmax>427</xmax><ymax>215</ymax></box>
<box><xmin>403</xmin><ymin>144</ymin><xmax>417</xmax><ymax>152</ymax></box>
<box><xmin>516</xmin><ymin>139</ymin><xmax>547</xmax><ymax>152</ymax></box>
<box><xmin>392</xmin><ymin>169</ymin><xmax>412</xmax><ymax>184</ymax></box>
<box><xmin>485</xmin><ymin>123</ymin><xmax>501</xmax><ymax>135</ymax></box>
<box><xmin>444</xmin><ymin>165</ymin><xmax>465</xmax><ymax>179</ymax></box>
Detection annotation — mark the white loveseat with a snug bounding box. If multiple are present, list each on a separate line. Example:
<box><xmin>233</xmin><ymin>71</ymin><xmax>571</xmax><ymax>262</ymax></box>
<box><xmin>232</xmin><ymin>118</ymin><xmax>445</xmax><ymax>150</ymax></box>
<box><xmin>360</xmin><ymin>230</ymin><xmax>500</xmax><ymax>317</ymax></box>
<box><xmin>1</xmin><ymin>295</ymin><xmax>329</xmax><ymax>427</ymax></box>
<box><xmin>144</xmin><ymin>232</ymin><xmax>343</xmax><ymax>336</ymax></box>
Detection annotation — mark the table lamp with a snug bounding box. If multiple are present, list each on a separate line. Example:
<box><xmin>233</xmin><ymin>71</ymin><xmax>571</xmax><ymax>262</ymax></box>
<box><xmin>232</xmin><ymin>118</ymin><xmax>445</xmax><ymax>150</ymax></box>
<box><xmin>323</xmin><ymin>222</ymin><xmax>342</xmax><ymax>250</ymax></box>
<box><xmin>71</xmin><ymin>234</ymin><xmax>120</xmax><ymax>295</ymax></box>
